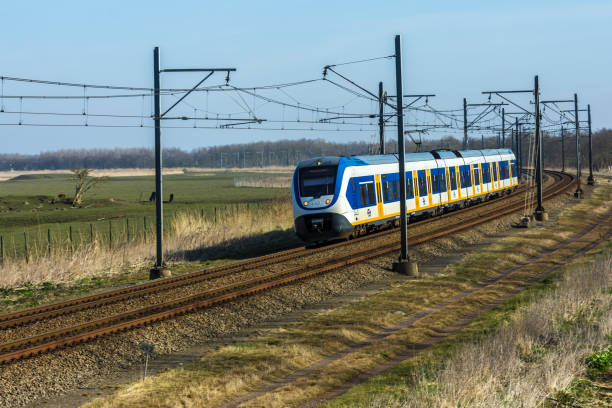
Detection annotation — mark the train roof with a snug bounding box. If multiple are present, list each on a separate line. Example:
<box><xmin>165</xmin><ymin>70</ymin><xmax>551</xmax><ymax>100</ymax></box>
<box><xmin>296</xmin><ymin>149</ymin><xmax>514</xmax><ymax>169</ymax></box>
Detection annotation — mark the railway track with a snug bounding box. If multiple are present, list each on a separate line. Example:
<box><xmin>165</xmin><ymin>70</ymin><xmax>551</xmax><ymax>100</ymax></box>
<box><xmin>0</xmin><ymin>170</ymin><xmax>544</xmax><ymax>329</ymax></box>
<box><xmin>0</xmin><ymin>170</ymin><xmax>573</xmax><ymax>364</ymax></box>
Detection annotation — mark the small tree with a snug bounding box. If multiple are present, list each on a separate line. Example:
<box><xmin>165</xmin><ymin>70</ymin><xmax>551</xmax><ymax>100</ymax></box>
<box><xmin>72</xmin><ymin>168</ymin><xmax>107</xmax><ymax>207</ymax></box>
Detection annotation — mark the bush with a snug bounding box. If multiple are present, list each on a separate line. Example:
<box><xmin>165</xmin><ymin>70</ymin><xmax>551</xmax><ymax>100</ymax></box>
<box><xmin>585</xmin><ymin>347</ymin><xmax>612</xmax><ymax>371</ymax></box>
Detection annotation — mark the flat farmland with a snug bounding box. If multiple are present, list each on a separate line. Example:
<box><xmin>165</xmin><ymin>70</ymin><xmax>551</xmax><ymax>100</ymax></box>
<box><xmin>0</xmin><ymin>170</ymin><xmax>291</xmax><ymax>258</ymax></box>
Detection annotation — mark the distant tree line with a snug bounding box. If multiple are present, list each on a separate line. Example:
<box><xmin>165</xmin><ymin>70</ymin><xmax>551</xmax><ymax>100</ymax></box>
<box><xmin>0</xmin><ymin>130</ymin><xmax>610</xmax><ymax>171</ymax></box>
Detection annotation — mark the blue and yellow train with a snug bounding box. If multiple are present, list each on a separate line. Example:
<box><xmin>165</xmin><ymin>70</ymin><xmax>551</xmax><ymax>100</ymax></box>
<box><xmin>292</xmin><ymin>149</ymin><xmax>518</xmax><ymax>243</ymax></box>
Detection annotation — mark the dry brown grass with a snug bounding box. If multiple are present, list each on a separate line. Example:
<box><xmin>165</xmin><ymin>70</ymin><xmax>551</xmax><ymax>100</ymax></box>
<box><xmin>233</xmin><ymin>176</ymin><xmax>292</xmax><ymax>188</ymax></box>
<box><xmin>367</xmin><ymin>253</ymin><xmax>612</xmax><ymax>408</ymax></box>
<box><xmin>0</xmin><ymin>166</ymin><xmax>293</xmax><ymax>181</ymax></box>
<box><xmin>0</xmin><ymin>200</ymin><xmax>293</xmax><ymax>287</ymax></box>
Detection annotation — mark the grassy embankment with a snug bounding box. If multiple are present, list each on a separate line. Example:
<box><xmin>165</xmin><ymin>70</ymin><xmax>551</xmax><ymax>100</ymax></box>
<box><xmin>0</xmin><ymin>171</ymin><xmax>296</xmax><ymax>311</ymax></box>
<box><xmin>83</xmin><ymin>181</ymin><xmax>611</xmax><ymax>408</ymax></box>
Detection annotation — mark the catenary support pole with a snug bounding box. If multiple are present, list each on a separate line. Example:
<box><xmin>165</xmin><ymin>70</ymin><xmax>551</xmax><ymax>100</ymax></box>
<box><xmin>501</xmin><ymin>108</ymin><xmax>505</xmax><ymax>148</ymax></box>
<box><xmin>153</xmin><ymin>47</ymin><xmax>164</xmax><ymax>270</ymax></box>
<box><xmin>518</xmin><ymin>125</ymin><xmax>523</xmax><ymax>177</ymax></box>
<box><xmin>378</xmin><ymin>81</ymin><xmax>385</xmax><ymax>154</ymax></box>
<box><xmin>514</xmin><ymin>118</ymin><xmax>518</xmax><ymax>153</ymax></box>
<box><xmin>573</xmin><ymin>93</ymin><xmax>582</xmax><ymax>198</ymax></box>
<box><xmin>561</xmin><ymin>126</ymin><xmax>565</xmax><ymax>173</ymax></box>
<box><xmin>587</xmin><ymin>104</ymin><xmax>594</xmax><ymax>185</ymax></box>
<box><xmin>463</xmin><ymin>98</ymin><xmax>468</xmax><ymax>150</ymax></box>
<box><xmin>392</xmin><ymin>35</ymin><xmax>417</xmax><ymax>276</ymax></box>
<box><xmin>534</xmin><ymin>75</ymin><xmax>547</xmax><ymax>221</ymax></box>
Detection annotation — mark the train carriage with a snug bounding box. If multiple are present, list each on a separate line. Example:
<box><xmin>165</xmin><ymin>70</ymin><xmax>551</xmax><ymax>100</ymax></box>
<box><xmin>292</xmin><ymin>148</ymin><xmax>518</xmax><ymax>243</ymax></box>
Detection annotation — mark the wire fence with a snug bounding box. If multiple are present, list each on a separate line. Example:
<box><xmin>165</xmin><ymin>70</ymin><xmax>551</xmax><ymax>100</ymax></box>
<box><xmin>0</xmin><ymin>201</ymin><xmax>267</xmax><ymax>264</ymax></box>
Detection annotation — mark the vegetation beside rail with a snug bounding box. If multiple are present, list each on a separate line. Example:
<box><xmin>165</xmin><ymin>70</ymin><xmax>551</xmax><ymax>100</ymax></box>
<box><xmin>83</xmin><ymin>182</ymin><xmax>611</xmax><ymax>408</ymax></box>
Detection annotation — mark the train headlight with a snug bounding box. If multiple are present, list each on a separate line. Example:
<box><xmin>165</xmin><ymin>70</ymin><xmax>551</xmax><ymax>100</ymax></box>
<box><xmin>303</xmin><ymin>201</ymin><xmax>308</xmax><ymax>206</ymax></box>
<box><xmin>325</xmin><ymin>199</ymin><xmax>331</xmax><ymax>204</ymax></box>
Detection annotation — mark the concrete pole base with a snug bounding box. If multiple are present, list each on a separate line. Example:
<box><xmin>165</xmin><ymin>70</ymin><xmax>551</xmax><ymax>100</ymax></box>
<box><xmin>393</xmin><ymin>259</ymin><xmax>419</xmax><ymax>277</ymax></box>
<box><xmin>574</xmin><ymin>189</ymin><xmax>584</xmax><ymax>199</ymax></box>
<box><xmin>149</xmin><ymin>266</ymin><xmax>171</xmax><ymax>280</ymax></box>
<box><xmin>512</xmin><ymin>215</ymin><xmax>532</xmax><ymax>228</ymax></box>
<box><xmin>534</xmin><ymin>210</ymin><xmax>548</xmax><ymax>221</ymax></box>
<box><xmin>587</xmin><ymin>176</ymin><xmax>595</xmax><ymax>185</ymax></box>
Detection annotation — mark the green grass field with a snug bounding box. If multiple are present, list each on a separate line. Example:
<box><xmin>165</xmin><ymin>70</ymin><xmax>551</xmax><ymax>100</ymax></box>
<box><xmin>0</xmin><ymin>171</ymin><xmax>291</xmax><ymax>259</ymax></box>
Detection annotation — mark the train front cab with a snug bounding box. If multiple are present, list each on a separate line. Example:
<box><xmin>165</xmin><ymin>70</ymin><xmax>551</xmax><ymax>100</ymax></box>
<box><xmin>293</xmin><ymin>158</ymin><xmax>354</xmax><ymax>243</ymax></box>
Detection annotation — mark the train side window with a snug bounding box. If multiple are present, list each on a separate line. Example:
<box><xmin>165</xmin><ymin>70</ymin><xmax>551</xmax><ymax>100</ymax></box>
<box><xmin>431</xmin><ymin>174</ymin><xmax>437</xmax><ymax>194</ymax></box>
<box><xmin>382</xmin><ymin>181</ymin><xmax>388</xmax><ymax>202</ymax></box>
<box><xmin>467</xmin><ymin>168</ymin><xmax>472</xmax><ymax>187</ymax></box>
<box><xmin>460</xmin><ymin>167</ymin><xmax>471</xmax><ymax>188</ymax></box>
<box><xmin>385</xmin><ymin>181</ymin><xmax>393</xmax><ymax>202</ymax></box>
<box><xmin>359</xmin><ymin>184</ymin><xmax>368</xmax><ymax>206</ymax></box>
<box><xmin>403</xmin><ymin>177</ymin><xmax>411</xmax><ymax>198</ymax></box>
<box><xmin>392</xmin><ymin>180</ymin><xmax>398</xmax><ymax>200</ymax></box>
<box><xmin>440</xmin><ymin>172</ymin><xmax>447</xmax><ymax>191</ymax></box>
<box><xmin>418</xmin><ymin>176</ymin><xmax>425</xmax><ymax>196</ymax></box>
<box><xmin>474</xmin><ymin>168</ymin><xmax>480</xmax><ymax>185</ymax></box>
<box><xmin>367</xmin><ymin>183</ymin><xmax>376</xmax><ymax>204</ymax></box>
<box><xmin>404</xmin><ymin>172</ymin><xmax>413</xmax><ymax>198</ymax></box>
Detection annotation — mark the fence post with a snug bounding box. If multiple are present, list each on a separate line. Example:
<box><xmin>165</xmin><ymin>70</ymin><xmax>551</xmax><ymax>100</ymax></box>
<box><xmin>69</xmin><ymin>225</ymin><xmax>73</xmax><ymax>253</ymax></box>
<box><xmin>24</xmin><ymin>232</ymin><xmax>29</xmax><ymax>264</ymax></box>
<box><xmin>144</xmin><ymin>216</ymin><xmax>147</xmax><ymax>244</ymax></box>
<box><xmin>126</xmin><ymin>218</ymin><xmax>130</xmax><ymax>243</ymax></box>
<box><xmin>0</xmin><ymin>235</ymin><xmax>3</xmax><ymax>264</ymax></box>
<box><xmin>214</xmin><ymin>207</ymin><xmax>217</xmax><ymax>224</ymax></box>
<box><xmin>90</xmin><ymin>223</ymin><xmax>94</xmax><ymax>244</ymax></box>
<box><xmin>48</xmin><ymin>228</ymin><xmax>51</xmax><ymax>256</ymax></box>
<box><xmin>109</xmin><ymin>220</ymin><xmax>113</xmax><ymax>249</ymax></box>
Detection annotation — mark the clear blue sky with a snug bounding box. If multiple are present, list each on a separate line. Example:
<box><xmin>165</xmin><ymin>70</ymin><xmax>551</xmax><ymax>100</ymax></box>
<box><xmin>0</xmin><ymin>0</ymin><xmax>610</xmax><ymax>154</ymax></box>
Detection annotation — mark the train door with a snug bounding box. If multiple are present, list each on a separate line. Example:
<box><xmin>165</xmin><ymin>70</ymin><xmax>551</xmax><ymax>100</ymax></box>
<box><xmin>472</xmin><ymin>164</ymin><xmax>480</xmax><ymax>195</ymax></box>
<box><xmin>485</xmin><ymin>162</ymin><xmax>492</xmax><ymax>192</ymax></box>
<box><xmin>495</xmin><ymin>162</ymin><xmax>501</xmax><ymax>189</ymax></box>
<box><xmin>375</xmin><ymin>175</ymin><xmax>383</xmax><ymax>219</ymax></box>
<box><xmin>480</xmin><ymin>163</ymin><xmax>488</xmax><ymax>193</ymax></box>
<box><xmin>511</xmin><ymin>160</ymin><xmax>518</xmax><ymax>185</ymax></box>
<box><xmin>405</xmin><ymin>171</ymin><xmax>415</xmax><ymax>212</ymax></box>
<box><xmin>459</xmin><ymin>165</ymin><xmax>471</xmax><ymax>199</ymax></box>
<box><xmin>434</xmin><ymin>167</ymin><xmax>447</xmax><ymax>205</ymax></box>
<box><xmin>491</xmin><ymin>161</ymin><xmax>498</xmax><ymax>190</ymax></box>
<box><xmin>449</xmin><ymin>166</ymin><xmax>459</xmax><ymax>201</ymax></box>
<box><xmin>417</xmin><ymin>170</ymin><xmax>429</xmax><ymax>208</ymax></box>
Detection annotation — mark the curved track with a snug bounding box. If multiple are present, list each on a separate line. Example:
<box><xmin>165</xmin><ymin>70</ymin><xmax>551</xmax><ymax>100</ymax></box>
<box><xmin>0</xmin><ymin>171</ymin><xmax>573</xmax><ymax>364</ymax></box>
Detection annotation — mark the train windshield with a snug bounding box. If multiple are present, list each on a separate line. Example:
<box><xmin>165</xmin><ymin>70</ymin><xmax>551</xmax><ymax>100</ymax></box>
<box><xmin>299</xmin><ymin>165</ymin><xmax>337</xmax><ymax>197</ymax></box>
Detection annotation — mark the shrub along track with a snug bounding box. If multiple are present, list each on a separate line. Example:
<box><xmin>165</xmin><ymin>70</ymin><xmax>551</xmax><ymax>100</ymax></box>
<box><xmin>0</xmin><ymin>171</ymin><xmax>572</xmax><ymax>365</ymax></box>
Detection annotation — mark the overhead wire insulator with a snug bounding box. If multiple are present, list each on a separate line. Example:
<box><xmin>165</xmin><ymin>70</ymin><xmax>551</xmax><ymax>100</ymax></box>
<box><xmin>0</xmin><ymin>77</ymin><xmax>4</xmax><ymax>112</ymax></box>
